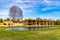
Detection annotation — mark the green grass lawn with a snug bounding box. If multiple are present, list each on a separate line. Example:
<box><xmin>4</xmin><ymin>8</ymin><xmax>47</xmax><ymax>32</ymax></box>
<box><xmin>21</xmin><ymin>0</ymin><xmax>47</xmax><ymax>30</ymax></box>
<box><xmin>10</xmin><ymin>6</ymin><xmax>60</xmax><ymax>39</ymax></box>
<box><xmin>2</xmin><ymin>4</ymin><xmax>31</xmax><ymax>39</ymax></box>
<box><xmin>0</xmin><ymin>27</ymin><xmax>60</xmax><ymax>40</ymax></box>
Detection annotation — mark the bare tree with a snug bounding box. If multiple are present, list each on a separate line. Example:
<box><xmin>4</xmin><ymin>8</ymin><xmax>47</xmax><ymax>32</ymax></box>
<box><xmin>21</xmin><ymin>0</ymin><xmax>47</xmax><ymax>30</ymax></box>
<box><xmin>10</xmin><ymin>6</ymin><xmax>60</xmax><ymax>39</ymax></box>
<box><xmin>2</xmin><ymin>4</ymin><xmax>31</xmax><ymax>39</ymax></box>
<box><xmin>9</xmin><ymin>5</ymin><xmax>23</xmax><ymax>22</ymax></box>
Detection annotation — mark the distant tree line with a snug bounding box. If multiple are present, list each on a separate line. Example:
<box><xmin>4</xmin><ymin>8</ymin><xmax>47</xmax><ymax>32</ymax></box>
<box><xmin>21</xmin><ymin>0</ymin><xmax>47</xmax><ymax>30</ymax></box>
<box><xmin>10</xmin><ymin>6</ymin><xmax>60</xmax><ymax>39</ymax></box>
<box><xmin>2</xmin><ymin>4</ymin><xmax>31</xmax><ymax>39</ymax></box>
<box><xmin>54</xmin><ymin>20</ymin><xmax>60</xmax><ymax>25</ymax></box>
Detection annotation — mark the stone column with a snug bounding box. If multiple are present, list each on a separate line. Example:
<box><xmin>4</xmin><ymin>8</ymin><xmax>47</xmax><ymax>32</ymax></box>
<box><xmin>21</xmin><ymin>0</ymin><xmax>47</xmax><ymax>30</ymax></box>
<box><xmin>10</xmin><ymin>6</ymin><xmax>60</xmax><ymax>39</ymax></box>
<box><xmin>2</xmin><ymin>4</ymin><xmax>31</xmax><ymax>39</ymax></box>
<box><xmin>46</xmin><ymin>21</ymin><xmax>48</xmax><ymax>26</ymax></box>
<box><xmin>48</xmin><ymin>21</ymin><xmax>50</xmax><ymax>25</ymax></box>
<box><xmin>39</xmin><ymin>21</ymin><xmax>40</xmax><ymax>26</ymax></box>
<box><xmin>52</xmin><ymin>21</ymin><xmax>54</xmax><ymax>26</ymax></box>
<box><xmin>48</xmin><ymin>21</ymin><xmax>51</xmax><ymax>27</ymax></box>
<box><xmin>27</xmin><ymin>20</ymin><xmax>28</xmax><ymax>26</ymax></box>
<box><xmin>43</xmin><ymin>21</ymin><xmax>44</xmax><ymax>25</ymax></box>
<box><xmin>31</xmin><ymin>20</ymin><xmax>33</xmax><ymax>26</ymax></box>
<box><xmin>36</xmin><ymin>20</ymin><xmax>37</xmax><ymax>26</ymax></box>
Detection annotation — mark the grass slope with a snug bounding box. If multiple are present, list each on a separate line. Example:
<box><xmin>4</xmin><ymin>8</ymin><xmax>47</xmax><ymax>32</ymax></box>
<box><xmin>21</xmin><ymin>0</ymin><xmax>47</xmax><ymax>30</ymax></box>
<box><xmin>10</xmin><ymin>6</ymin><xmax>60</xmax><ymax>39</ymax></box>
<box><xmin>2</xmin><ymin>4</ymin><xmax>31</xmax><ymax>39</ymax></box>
<box><xmin>0</xmin><ymin>27</ymin><xmax>60</xmax><ymax>40</ymax></box>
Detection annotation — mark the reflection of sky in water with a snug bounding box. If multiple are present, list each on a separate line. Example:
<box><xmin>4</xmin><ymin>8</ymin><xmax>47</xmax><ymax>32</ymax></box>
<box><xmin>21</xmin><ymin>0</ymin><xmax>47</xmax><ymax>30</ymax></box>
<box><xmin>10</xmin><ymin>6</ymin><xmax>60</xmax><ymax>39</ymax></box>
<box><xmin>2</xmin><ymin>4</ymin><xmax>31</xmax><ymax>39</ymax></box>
<box><xmin>6</xmin><ymin>27</ymin><xmax>28</xmax><ymax>30</ymax></box>
<box><xmin>6</xmin><ymin>27</ymin><xmax>50</xmax><ymax>30</ymax></box>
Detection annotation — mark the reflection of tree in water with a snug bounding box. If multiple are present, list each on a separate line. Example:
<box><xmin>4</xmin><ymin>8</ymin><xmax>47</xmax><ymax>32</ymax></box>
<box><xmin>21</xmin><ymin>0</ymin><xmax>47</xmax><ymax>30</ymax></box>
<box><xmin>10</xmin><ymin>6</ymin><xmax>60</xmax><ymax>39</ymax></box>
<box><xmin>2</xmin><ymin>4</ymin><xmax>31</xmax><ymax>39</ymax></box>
<box><xmin>9</xmin><ymin>5</ymin><xmax>23</xmax><ymax>22</ymax></box>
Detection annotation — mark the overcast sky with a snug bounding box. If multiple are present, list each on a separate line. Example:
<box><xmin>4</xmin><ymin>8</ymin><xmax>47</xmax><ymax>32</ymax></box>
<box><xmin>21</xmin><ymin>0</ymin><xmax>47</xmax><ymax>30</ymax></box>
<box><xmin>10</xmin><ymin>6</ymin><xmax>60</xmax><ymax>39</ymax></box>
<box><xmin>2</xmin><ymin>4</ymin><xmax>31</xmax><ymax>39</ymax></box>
<box><xmin>0</xmin><ymin>0</ymin><xmax>60</xmax><ymax>20</ymax></box>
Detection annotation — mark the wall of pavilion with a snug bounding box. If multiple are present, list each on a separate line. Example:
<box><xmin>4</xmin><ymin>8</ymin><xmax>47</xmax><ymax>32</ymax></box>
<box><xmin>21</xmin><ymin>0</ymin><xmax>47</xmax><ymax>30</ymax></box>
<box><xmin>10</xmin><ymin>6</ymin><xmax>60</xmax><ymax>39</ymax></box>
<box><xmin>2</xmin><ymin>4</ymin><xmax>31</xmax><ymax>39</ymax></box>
<box><xmin>0</xmin><ymin>19</ymin><xmax>54</xmax><ymax>27</ymax></box>
<box><xmin>23</xmin><ymin>19</ymin><xmax>54</xmax><ymax>27</ymax></box>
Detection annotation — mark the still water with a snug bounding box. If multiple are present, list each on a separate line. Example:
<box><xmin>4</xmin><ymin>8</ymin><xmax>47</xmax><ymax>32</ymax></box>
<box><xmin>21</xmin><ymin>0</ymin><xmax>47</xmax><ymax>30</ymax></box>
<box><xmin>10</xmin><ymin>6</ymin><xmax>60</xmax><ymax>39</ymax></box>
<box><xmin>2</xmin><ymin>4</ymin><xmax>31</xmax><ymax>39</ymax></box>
<box><xmin>6</xmin><ymin>27</ymin><xmax>50</xmax><ymax>30</ymax></box>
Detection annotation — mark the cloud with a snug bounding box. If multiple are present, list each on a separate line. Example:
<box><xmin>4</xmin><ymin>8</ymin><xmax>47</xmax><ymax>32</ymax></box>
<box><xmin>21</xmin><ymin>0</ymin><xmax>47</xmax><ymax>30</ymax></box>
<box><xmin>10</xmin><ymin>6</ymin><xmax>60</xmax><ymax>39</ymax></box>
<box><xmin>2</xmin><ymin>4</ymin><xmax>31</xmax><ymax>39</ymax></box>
<box><xmin>0</xmin><ymin>10</ymin><xmax>9</xmax><ymax>16</ymax></box>
<box><xmin>41</xmin><ymin>0</ymin><xmax>60</xmax><ymax>11</ymax></box>
<box><xmin>16</xmin><ymin>0</ymin><xmax>34</xmax><ymax>1</ymax></box>
<box><xmin>0</xmin><ymin>0</ymin><xmax>60</xmax><ymax>19</ymax></box>
<box><xmin>41</xmin><ymin>7</ymin><xmax>56</xmax><ymax>11</ymax></box>
<box><xmin>44</xmin><ymin>0</ymin><xmax>50</xmax><ymax>4</ymax></box>
<box><xmin>43</xmin><ymin>0</ymin><xmax>60</xmax><ymax>6</ymax></box>
<box><xmin>38</xmin><ymin>11</ymin><xmax>60</xmax><ymax>20</ymax></box>
<box><xmin>0</xmin><ymin>10</ymin><xmax>9</xmax><ymax>19</ymax></box>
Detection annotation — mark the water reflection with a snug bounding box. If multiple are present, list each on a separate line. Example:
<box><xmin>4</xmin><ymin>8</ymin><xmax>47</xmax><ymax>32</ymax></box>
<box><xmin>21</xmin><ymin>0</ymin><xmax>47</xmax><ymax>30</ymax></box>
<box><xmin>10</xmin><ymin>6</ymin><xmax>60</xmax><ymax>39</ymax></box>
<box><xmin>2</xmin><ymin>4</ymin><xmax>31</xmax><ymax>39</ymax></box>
<box><xmin>6</xmin><ymin>27</ymin><xmax>28</xmax><ymax>30</ymax></box>
<box><xmin>6</xmin><ymin>27</ymin><xmax>50</xmax><ymax>30</ymax></box>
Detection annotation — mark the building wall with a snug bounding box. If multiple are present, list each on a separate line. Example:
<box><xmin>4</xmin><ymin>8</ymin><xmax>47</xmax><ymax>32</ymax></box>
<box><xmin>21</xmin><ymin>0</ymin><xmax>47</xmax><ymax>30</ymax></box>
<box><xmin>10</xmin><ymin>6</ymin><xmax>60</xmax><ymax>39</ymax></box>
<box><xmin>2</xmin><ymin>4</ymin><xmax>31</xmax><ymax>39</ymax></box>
<box><xmin>23</xmin><ymin>19</ymin><xmax>54</xmax><ymax>26</ymax></box>
<box><xmin>3</xmin><ymin>21</ymin><xmax>23</xmax><ymax>27</ymax></box>
<box><xmin>2</xmin><ymin>20</ymin><xmax>54</xmax><ymax>27</ymax></box>
<box><xmin>12</xmin><ymin>23</ymin><xmax>23</xmax><ymax>26</ymax></box>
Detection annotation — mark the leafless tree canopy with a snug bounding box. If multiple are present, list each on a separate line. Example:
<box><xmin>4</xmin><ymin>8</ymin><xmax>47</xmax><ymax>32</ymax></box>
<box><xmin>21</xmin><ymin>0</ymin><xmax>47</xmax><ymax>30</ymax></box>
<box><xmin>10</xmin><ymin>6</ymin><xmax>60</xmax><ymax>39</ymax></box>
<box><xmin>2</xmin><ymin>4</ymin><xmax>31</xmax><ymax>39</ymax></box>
<box><xmin>9</xmin><ymin>5</ymin><xmax>23</xmax><ymax>22</ymax></box>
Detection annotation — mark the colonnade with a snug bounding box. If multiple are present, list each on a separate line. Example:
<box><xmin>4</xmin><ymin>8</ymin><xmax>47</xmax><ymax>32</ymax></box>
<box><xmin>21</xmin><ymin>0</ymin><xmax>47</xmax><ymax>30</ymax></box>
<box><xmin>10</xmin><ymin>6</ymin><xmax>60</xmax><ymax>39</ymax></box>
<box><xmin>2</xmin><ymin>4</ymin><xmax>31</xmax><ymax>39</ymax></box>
<box><xmin>25</xmin><ymin>20</ymin><xmax>54</xmax><ymax>26</ymax></box>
